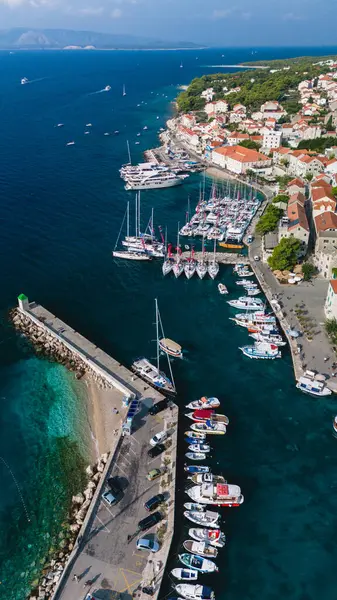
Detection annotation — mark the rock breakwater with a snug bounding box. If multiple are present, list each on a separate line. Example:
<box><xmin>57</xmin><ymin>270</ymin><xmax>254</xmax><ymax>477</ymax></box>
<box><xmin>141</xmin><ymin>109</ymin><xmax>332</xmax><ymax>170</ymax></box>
<box><xmin>28</xmin><ymin>452</ymin><xmax>109</xmax><ymax>600</ymax></box>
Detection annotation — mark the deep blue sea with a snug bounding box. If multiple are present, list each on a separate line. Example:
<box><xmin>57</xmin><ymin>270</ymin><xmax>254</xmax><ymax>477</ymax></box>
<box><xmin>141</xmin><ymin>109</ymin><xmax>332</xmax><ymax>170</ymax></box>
<box><xmin>1</xmin><ymin>46</ymin><xmax>337</xmax><ymax>600</ymax></box>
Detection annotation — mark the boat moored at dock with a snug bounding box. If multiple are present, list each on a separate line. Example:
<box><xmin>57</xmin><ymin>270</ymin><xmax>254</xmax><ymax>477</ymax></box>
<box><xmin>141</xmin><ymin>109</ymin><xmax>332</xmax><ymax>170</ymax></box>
<box><xmin>171</xmin><ymin>568</ymin><xmax>199</xmax><ymax>581</ymax></box>
<box><xmin>183</xmin><ymin>510</ymin><xmax>220</xmax><ymax>526</ymax></box>
<box><xmin>188</xmin><ymin>528</ymin><xmax>226</xmax><ymax>548</ymax></box>
<box><xmin>296</xmin><ymin>371</ymin><xmax>332</xmax><ymax>397</ymax></box>
<box><xmin>175</xmin><ymin>584</ymin><xmax>215</xmax><ymax>600</ymax></box>
<box><xmin>178</xmin><ymin>554</ymin><xmax>218</xmax><ymax>574</ymax></box>
<box><xmin>239</xmin><ymin>342</ymin><xmax>281</xmax><ymax>360</ymax></box>
<box><xmin>186</xmin><ymin>482</ymin><xmax>244</xmax><ymax>507</ymax></box>
<box><xmin>183</xmin><ymin>540</ymin><xmax>218</xmax><ymax>558</ymax></box>
<box><xmin>191</xmin><ymin>421</ymin><xmax>227</xmax><ymax>435</ymax></box>
<box><xmin>186</xmin><ymin>397</ymin><xmax>220</xmax><ymax>410</ymax></box>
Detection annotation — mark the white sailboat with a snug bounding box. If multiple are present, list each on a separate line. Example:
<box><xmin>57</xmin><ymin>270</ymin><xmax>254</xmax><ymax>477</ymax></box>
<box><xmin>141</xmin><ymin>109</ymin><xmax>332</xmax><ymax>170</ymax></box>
<box><xmin>112</xmin><ymin>202</ymin><xmax>151</xmax><ymax>260</ymax></box>
<box><xmin>196</xmin><ymin>236</ymin><xmax>207</xmax><ymax>279</ymax></box>
<box><xmin>184</xmin><ymin>247</ymin><xmax>196</xmax><ymax>279</ymax></box>
<box><xmin>123</xmin><ymin>84</ymin><xmax>126</xmax><ymax>96</ymax></box>
<box><xmin>132</xmin><ymin>299</ymin><xmax>176</xmax><ymax>395</ymax></box>
<box><xmin>208</xmin><ymin>239</ymin><xmax>219</xmax><ymax>279</ymax></box>
<box><xmin>173</xmin><ymin>222</ymin><xmax>184</xmax><ymax>278</ymax></box>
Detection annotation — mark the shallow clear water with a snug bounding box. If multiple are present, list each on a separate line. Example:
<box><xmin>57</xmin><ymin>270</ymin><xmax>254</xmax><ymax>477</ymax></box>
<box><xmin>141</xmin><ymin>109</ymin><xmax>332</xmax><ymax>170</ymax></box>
<box><xmin>1</xmin><ymin>46</ymin><xmax>337</xmax><ymax>599</ymax></box>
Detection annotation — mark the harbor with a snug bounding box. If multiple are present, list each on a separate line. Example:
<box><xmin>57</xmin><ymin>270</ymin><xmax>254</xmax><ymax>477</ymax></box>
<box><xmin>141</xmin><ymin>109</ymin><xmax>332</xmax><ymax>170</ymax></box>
<box><xmin>10</xmin><ymin>295</ymin><xmax>178</xmax><ymax>600</ymax></box>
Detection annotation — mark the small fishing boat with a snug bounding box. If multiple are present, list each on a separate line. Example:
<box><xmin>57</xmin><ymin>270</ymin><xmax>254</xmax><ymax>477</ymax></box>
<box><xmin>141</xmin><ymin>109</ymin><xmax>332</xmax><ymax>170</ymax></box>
<box><xmin>183</xmin><ymin>510</ymin><xmax>220</xmax><ymax>527</ymax></box>
<box><xmin>191</xmin><ymin>422</ymin><xmax>226</xmax><ymax>435</ymax></box>
<box><xmin>239</xmin><ymin>342</ymin><xmax>281</xmax><ymax>360</ymax></box>
<box><xmin>184</xmin><ymin>431</ymin><xmax>206</xmax><ymax>440</ymax></box>
<box><xmin>218</xmin><ymin>283</ymin><xmax>228</xmax><ymax>295</ymax></box>
<box><xmin>187</xmin><ymin>483</ymin><xmax>244</xmax><ymax>507</ymax></box>
<box><xmin>159</xmin><ymin>338</ymin><xmax>183</xmax><ymax>358</ymax></box>
<box><xmin>227</xmin><ymin>297</ymin><xmax>264</xmax><ymax>310</ymax></box>
<box><xmin>188</xmin><ymin>444</ymin><xmax>211</xmax><ymax>453</ymax></box>
<box><xmin>185</xmin><ymin>452</ymin><xmax>207</xmax><ymax>461</ymax></box>
<box><xmin>183</xmin><ymin>541</ymin><xmax>218</xmax><ymax>558</ymax></box>
<box><xmin>186</xmin><ymin>410</ymin><xmax>229</xmax><ymax>425</ymax></box>
<box><xmin>175</xmin><ymin>584</ymin><xmax>215</xmax><ymax>600</ymax></box>
<box><xmin>171</xmin><ymin>568</ymin><xmax>199</xmax><ymax>581</ymax></box>
<box><xmin>66</xmin><ymin>141</ymin><xmax>75</xmax><ymax>146</ymax></box>
<box><xmin>250</xmin><ymin>332</ymin><xmax>286</xmax><ymax>346</ymax></box>
<box><xmin>188</xmin><ymin>473</ymin><xmax>225</xmax><ymax>485</ymax></box>
<box><xmin>333</xmin><ymin>416</ymin><xmax>337</xmax><ymax>435</ymax></box>
<box><xmin>186</xmin><ymin>397</ymin><xmax>220</xmax><ymax>410</ymax></box>
<box><xmin>184</xmin><ymin>465</ymin><xmax>210</xmax><ymax>474</ymax></box>
<box><xmin>296</xmin><ymin>371</ymin><xmax>332</xmax><ymax>397</ymax></box>
<box><xmin>188</xmin><ymin>528</ymin><xmax>226</xmax><ymax>548</ymax></box>
<box><xmin>184</xmin><ymin>503</ymin><xmax>204</xmax><ymax>512</ymax></box>
<box><xmin>178</xmin><ymin>554</ymin><xmax>217</xmax><ymax>574</ymax></box>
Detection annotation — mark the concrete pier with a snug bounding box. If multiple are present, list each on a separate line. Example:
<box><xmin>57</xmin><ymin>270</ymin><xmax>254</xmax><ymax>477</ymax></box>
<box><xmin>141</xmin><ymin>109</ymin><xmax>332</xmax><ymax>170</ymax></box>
<box><xmin>180</xmin><ymin>250</ymin><xmax>246</xmax><ymax>264</ymax></box>
<box><xmin>12</xmin><ymin>295</ymin><xmax>178</xmax><ymax>600</ymax></box>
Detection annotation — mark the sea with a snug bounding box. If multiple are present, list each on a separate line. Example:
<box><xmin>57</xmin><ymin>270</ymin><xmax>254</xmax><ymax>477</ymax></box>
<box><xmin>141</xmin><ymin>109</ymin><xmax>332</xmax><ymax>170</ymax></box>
<box><xmin>1</xmin><ymin>46</ymin><xmax>337</xmax><ymax>600</ymax></box>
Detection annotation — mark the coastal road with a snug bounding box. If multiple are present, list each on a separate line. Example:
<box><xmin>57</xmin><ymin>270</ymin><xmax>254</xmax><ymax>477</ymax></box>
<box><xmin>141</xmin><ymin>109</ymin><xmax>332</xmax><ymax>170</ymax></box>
<box><xmin>58</xmin><ymin>400</ymin><xmax>172</xmax><ymax>600</ymax></box>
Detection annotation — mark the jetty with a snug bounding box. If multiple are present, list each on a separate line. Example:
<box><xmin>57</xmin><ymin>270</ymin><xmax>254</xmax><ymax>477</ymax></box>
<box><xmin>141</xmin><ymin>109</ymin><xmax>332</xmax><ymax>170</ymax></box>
<box><xmin>180</xmin><ymin>251</ymin><xmax>245</xmax><ymax>264</ymax></box>
<box><xmin>11</xmin><ymin>295</ymin><xmax>178</xmax><ymax>600</ymax></box>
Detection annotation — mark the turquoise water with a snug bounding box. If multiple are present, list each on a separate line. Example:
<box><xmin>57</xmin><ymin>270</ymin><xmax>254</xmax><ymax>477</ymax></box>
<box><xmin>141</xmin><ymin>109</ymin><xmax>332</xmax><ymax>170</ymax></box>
<box><xmin>1</xmin><ymin>47</ymin><xmax>337</xmax><ymax>599</ymax></box>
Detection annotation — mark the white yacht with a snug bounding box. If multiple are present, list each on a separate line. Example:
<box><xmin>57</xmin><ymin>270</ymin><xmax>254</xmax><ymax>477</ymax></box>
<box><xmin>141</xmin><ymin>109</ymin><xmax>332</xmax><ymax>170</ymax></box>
<box><xmin>239</xmin><ymin>342</ymin><xmax>281</xmax><ymax>360</ymax></box>
<box><xmin>66</xmin><ymin>141</ymin><xmax>75</xmax><ymax>146</ymax></box>
<box><xmin>171</xmin><ymin>567</ymin><xmax>199</xmax><ymax>580</ymax></box>
<box><xmin>112</xmin><ymin>250</ymin><xmax>150</xmax><ymax>260</ymax></box>
<box><xmin>125</xmin><ymin>171</ymin><xmax>186</xmax><ymax>190</ymax></box>
<box><xmin>208</xmin><ymin>261</ymin><xmax>219</xmax><ymax>280</ymax></box>
<box><xmin>191</xmin><ymin>422</ymin><xmax>226</xmax><ymax>435</ymax></box>
<box><xmin>173</xmin><ymin>260</ymin><xmax>184</xmax><ymax>278</ymax></box>
<box><xmin>162</xmin><ymin>258</ymin><xmax>174</xmax><ymax>276</ymax></box>
<box><xmin>188</xmin><ymin>528</ymin><xmax>226</xmax><ymax>548</ymax></box>
<box><xmin>178</xmin><ymin>554</ymin><xmax>217</xmax><ymax>574</ymax></box>
<box><xmin>250</xmin><ymin>331</ymin><xmax>286</xmax><ymax>346</ymax></box>
<box><xmin>218</xmin><ymin>283</ymin><xmax>228</xmax><ymax>295</ymax></box>
<box><xmin>132</xmin><ymin>357</ymin><xmax>175</xmax><ymax>394</ymax></box>
<box><xmin>21</xmin><ymin>77</ymin><xmax>29</xmax><ymax>85</ymax></box>
<box><xmin>227</xmin><ymin>297</ymin><xmax>264</xmax><ymax>310</ymax></box>
<box><xmin>186</xmin><ymin>397</ymin><xmax>220</xmax><ymax>410</ymax></box>
<box><xmin>187</xmin><ymin>482</ymin><xmax>244</xmax><ymax>507</ymax></box>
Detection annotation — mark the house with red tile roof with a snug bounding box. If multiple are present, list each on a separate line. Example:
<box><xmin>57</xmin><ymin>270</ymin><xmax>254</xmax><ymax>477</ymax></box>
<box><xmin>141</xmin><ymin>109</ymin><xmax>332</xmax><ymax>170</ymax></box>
<box><xmin>211</xmin><ymin>145</ymin><xmax>271</xmax><ymax>175</ymax></box>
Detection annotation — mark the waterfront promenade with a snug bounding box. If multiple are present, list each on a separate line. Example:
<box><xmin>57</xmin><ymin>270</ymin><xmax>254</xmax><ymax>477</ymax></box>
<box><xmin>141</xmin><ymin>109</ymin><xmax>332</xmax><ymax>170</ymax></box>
<box><xmin>13</xmin><ymin>296</ymin><xmax>178</xmax><ymax>600</ymax></box>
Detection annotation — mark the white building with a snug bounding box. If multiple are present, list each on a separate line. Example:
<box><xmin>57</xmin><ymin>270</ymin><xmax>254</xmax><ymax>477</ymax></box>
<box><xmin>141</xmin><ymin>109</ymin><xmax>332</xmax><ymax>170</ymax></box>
<box><xmin>324</xmin><ymin>279</ymin><xmax>337</xmax><ymax>318</ymax></box>
<box><xmin>262</xmin><ymin>127</ymin><xmax>283</xmax><ymax>149</ymax></box>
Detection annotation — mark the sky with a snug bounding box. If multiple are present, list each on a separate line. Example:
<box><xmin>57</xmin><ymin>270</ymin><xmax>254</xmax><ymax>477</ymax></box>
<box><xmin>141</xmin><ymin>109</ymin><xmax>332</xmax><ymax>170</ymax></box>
<box><xmin>0</xmin><ymin>0</ymin><xmax>337</xmax><ymax>46</ymax></box>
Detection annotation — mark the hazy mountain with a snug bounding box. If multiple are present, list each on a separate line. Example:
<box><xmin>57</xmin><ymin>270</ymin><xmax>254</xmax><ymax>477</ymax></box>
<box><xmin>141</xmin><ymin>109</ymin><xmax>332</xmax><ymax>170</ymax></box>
<box><xmin>0</xmin><ymin>28</ymin><xmax>201</xmax><ymax>50</ymax></box>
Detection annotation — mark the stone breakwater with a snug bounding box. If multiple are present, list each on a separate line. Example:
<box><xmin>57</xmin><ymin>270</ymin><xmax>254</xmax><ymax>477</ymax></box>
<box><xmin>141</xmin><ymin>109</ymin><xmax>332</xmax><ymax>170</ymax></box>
<box><xmin>28</xmin><ymin>453</ymin><xmax>109</xmax><ymax>600</ymax></box>
<box><xmin>10</xmin><ymin>308</ymin><xmax>113</xmax><ymax>390</ymax></box>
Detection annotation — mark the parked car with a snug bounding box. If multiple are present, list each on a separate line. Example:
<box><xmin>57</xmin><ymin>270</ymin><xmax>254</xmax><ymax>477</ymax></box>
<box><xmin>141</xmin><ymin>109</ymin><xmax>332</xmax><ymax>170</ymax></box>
<box><xmin>148</xmin><ymin>444</ymin><xmax>165</xmax><ymax>459</ymax></box>
<box><xmin>138</xmin><ymin>511</ymin><xmax>162</xmax><ymax>531</ymax></box>
<box><xmin>149</xmin><ymin>398</ymin><xmax>171</xmax><ymax>416</ymax></box>
<box><xmin>253</xmin><ymin>255</ymin><xmax>260</xmax><ymax>261</ymax></box>
<box><xmin>146</xmin><ymin>467</ymin><xmax>166</xmax><ymax>481</ymax></box>
<box><xmin>144</xmin><ymin>493</ymin><xmax>165</xmax><ymax>512</ymax></box>
<box><xmin>102</xmin><ymin>480</ymin><xmax>123</xmax><ymax>506</ymax></box>
<box><xmin>136</xmin><ymin>535</ymin><xmax>160</xmax><ymax>552</ymax></box>
<box><xmin>150</xmin><ymin>430</ymin><xmax>168</xmax><ymax>447</ymax></box>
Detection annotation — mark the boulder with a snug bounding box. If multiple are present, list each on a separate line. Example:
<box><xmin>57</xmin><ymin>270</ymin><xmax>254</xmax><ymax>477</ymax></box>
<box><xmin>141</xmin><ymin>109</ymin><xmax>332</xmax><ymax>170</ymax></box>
<box><xmin>83</xmin><ymin>488</ymin><xmax>94</xmax><ymax>501</ymax></box>
<box><xmin>101</xmin><ymin>453</ymin><xmax>108</xmax><ymax>463</ymax></box>
<box><xmin>87</xmin><ymin>481</ymin><xmax>96</xmax><ymax>489</ymax></box>
<box><xmin>70</xmin><ymin>524</ymin><xmax>80</xmax><ymax>533</ymax></box>
<box><xmin>96</xmin><ymin>462</ymin><xmax>105</xmax><ymax>473</ymax></box>
<box><xmin>93</xmin><ymin>473</ymin><xmax>101</xmax><ymax>483</ymax></box>
<box><xmin>85</xmin><ymin>465</ymin><xmax>94</xmax><ymax>477</ymax></box>
<box><xmin>72</xmin><ymin>493</ymin><xmax>84</xmax><ymax>505</ymax></box>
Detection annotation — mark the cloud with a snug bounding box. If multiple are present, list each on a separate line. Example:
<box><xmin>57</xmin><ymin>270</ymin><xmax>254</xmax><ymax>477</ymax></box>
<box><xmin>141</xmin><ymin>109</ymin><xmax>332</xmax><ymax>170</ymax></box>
<box><xmin>110</xmin><ymin>7</ymin><xmax>122</xmax><ymax>17</ymax></box>
<box><xmin>0</xmin><ymin>0</ymin><xmax>55</xmax><ymax>6</ymax></box>
<box><xmin>77</xmin><ymin>5</ymin><xmax>104</xmax><ymax>15</ymax></box>
<box><xmin>283</xmin><ymin>12</ymin><xmax>304</xmax><ymax>21</ymax></box>
<box><xmin>212</xmin><ymin>8</ymin><xmax>232</xmax><ymax>19</ymax></box>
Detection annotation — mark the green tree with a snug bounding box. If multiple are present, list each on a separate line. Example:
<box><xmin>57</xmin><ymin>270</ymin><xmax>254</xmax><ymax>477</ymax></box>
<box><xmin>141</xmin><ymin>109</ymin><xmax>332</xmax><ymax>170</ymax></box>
<box><xmin>325</xmin><ymin>318</ymin><xmax>337</xmax><ymax>345</ymax></box>
<box><xmin>332</xmin><ymin>186</ymin><xmax>337</xmax><ymax>198</ymax></box>
<box><xmin>276</xmin><ymin>174</ymin><xmax>292</xmax><ymax>187</ymax></box>
<box><xmin>326</xmin><ymin>115</ymin><xmax>333</xmax><ymax>130</ymax></box>
<box><xmin>256</xmin><ymin>204</ymin><xmax>284</xmax><ymax>235</ymax></box>
<box><xmin>280</xmin><ymin>158</ymin><xmax>290</xmax><ymax>168</ymax></box>
<box><xmin>302</xmin><ymin>262</ymin><xmax>317</xmax><ymax>281</ymax></box>
<box><xmin>272</xmin><ymin>193</ymin><xmax>290</xmax><ymax>204</ymax></box>
<box><xmin>305</xmin><ymin>173</ymin><xmax>313</xmax><ymax>182</ymax></box>
<box><xmin>268</xmin><ymin>237</ymin><xmax>302</xmax><ymax>271</ymax></box>
<box><xmin>239</xmin><ymin>139</ymin><xmax>261</xmax><ymax>151</ymax></box>
<box><xmin>297</xmin><ymin>136</ymin><xmax>337</xmax><ymax>153</ymax></box>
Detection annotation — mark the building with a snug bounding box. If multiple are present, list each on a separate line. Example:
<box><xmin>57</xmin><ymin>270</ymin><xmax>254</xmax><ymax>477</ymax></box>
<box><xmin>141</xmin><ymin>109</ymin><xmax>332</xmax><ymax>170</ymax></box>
<box><xmin>325</xmin><ymin>279</ymin><xmax>337</xmax><ymax>318</ymax></box>
<box><xmin>262</xmin><ymin>127</ymin><xmax>283</xmax><ymax>149</ymax></box>
<box><xmin>227</xmin><ymin>131</ymin><xmax>250</xmax><ymax>146</ymax></box>
<box><xmin>181</xmin><ymin>114</ymin><xmax>196</xmax><ymax>128</ymax></box>
<box><xmin>326</xmin><ymin>158</ymin><xmax>337</xmax><ymax>176</ymax></box>
<box><xmin>278</xmin><ymin>193</ymin><xmax>309</xmax><ymax>256</ymax></box>
<box><xmin>205</xmin><ymin>100</ymin><xmax>229</xmax><ymax>117</ymax></box>
<box><xmin>313</xmin><ymin>212</ymin><xmax>337</xmax><ymax>278</ymax></box>
<box><xmin>287</xmin><ymin>178</ymin><xmax>306</xmax><ymax>195</ymax></box>
<box><xmin>201</xmin><ymin>88</ymin><xmax>215</xmax><ymax>102</ymax></box>
<box><xmin>260</xmin><ymin>100</ymin><xmax>286</xmax><ymax>120</ymax></box>
<box><xmin>211</xmin><ymin>145</ymin><xmax>272</xmax><ymax>175</ymax></box>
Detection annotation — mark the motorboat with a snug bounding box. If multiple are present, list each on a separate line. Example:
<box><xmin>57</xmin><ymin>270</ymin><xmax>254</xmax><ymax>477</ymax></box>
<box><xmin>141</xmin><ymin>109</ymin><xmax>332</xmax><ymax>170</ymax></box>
<box><xmin>159</xmin><ymin>338</ymin><xmax>183</xmax><ymax>358</ymax></box>
<box><xmin>247</xmin><ymin>288</ymin><xmax>261</xmax><ymax>296</ymax></box>
<box><xmin>171</xmin><ymin>568</ymin><xmax>199</xmax><ymax>581</ymax></box>
<box><xmin>186</xmin><ymin>482</ymin><xmax>244</xmax><ymax>507</ymax></box>
<box><xmin>208</xmin><ymin>261</ymin><xmax>219</xmax><ymax>280</ymax></box>
<box><xmin>236</xmin><ymin>279</ymin><xmax>255</xmax><ymax>286</ymax></box>
<box><xmin>184</xmin><ymin>431</ymin><xmax>206</xmax><ymax>440</ymax></box>
<box><xmin>184</xmin><ymin>465</ymin><xmax>210</xmax><ymax>474</ymax></box>
<box><xmin>174</xmin><ymin>584</ymin><xmax>215</xmax><ymax>600</ymax></box>
<box><xmin>178</xmin><ymin>554</ymin><xmax>217</xmax><ymax>574</ymax></box>
<box><xmin>132</xmin><ymin>357</ymin><xmax>176</xmax><ymax>394</ymax></box>
<box><xmin>232</xmin><ymin>312</ymin><xmax>276</xmax><ymax>326</ymax></box>
<box><xmin>236</xmin><ymin>270</ymin><xmax>254</xmax><ymax>277</ymax></box>
<box><xmin>184</xmin><ymin>503</ymin><xmax>204</xmax><ymax>512</ymax></box>
<box><xmin>249</xmin><ymin>332</ymin><xmax>286</xmax><ymax>346</ymax></box>
<box><xmin>183</xmin><ymin>510</ymin><xmax>220</xmax><ymax>527</ymax></box>
<box><xmin>239</xmin><ymin>342</ymin><xmax>281</xmax><ymax>360</ymax></box>
<box><xmin>227</xmin><ymin>297</ymin><xmax>264</xmax><ymax>310</ymax></box>
<box><xmin>188</xmin><ymin>444</ymin><xmax>211</xmax><ymax>453</ymax></box>
<box><xmin>296</xmin><ymin>371</ymin><xmax>332</xmax><ymax>397</ymax></box>
<box><xmin>112</xmin><ymin>250</ymin><xmax>151</xmax><ymax>260</ymax></box>
<box><xmin>184</xmin><ymin>260</ymin><xmax>196</xmax><ymax>279</ymax></box>
<box><xmin>104</xmin><ymin>85</ymin><xmax>111</xmax><ymax>91</ymax></box>
<box><xmin>188</xmin><ymin>528</ymin><xmax>226</xmax><ymax>548</ymax></box>
<box><xmin>196</xmin><ymin>261</ymin><xmax>208</xmax><ymax>279</ymax></box>
<box><xmin>188</xmin><ymin>473</ymin><xmax>226</xmax><ymax>485</ymax></box>
<box><xmin>66</xmin><ymin>141</ymin><xmax>75</xmax><ymax>146</ymax></box>
<box><xmin>186</xmin><ymin>410</ymin><xmax>229</xmax><ymax>425</ymax></box>
<box><xmin>191</xmin><ymin>422</ymin><xmax>226</xmax><ymax>435</ymax></box>
<box><xmin>185</xmin><ymin>452</ymin><xmax>207</xmax><ymax>461</ymax></box>
<box><xmin>21</xmin><ymin>77</ymin><xmax>29</xmax><ymax>85</ymax></box>
<box><xmin>186</xmin><ymin>397</ymin><xmax>220</xmax><ymax>410</ymax></box>
<box><xmin>333</xmin><ymin>416</ymin><xmax>337</xmax><ymax>435</ymax></box>
<box><xmin>183</xmin><ymin>541</ymin><xmax>218</xmax><ymax>558</ymax></box>
<box><xmin>218</xmin><ymin>283</ymin><xmax>228</xmax><ymax>295</ymax></box>
<box><xmin>173</xmin><ymin>261</ymin><xmax>184</xmax><ymax>278</ymax></box>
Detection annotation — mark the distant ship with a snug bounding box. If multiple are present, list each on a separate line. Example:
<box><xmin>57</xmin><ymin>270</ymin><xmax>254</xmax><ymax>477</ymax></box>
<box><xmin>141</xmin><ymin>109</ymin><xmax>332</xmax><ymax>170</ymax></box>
<box><xmin>123</xmin><ymin>84</ymin><xmax>126</xmax><ymax>96</ymax></box>
<box><xmin>21</xmin><ymin>77</ymin><xmax>29</xmax><ymax>85</ymax></box>
<box><xmin>104</xmin><ymin>85</ymin><xmax>111</xmax><ymax>91</ymax></box>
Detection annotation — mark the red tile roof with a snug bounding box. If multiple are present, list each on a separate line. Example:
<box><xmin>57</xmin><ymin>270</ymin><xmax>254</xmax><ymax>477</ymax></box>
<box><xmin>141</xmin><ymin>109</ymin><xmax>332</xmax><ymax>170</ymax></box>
<box><xmin>288</xmin><ymin>177</ymin><xmax>305</xmax><ymax>188</ymax></box>
<box><xmin>330</xmin><ymin>280</ymin><xmax>337</xmax><ymax>294</ymax></box>
<box><xmin>213</xmin><ymin>145</ymin><xmax>270</xmax><ymax>163</ymax></box>
<box><xmin>287</xmin><ymin>202</ymin><xmax>309</xmax><ymax>231</ymax></box>
<box><xmin>288</xmin><ymin>191</ymin><xmax>305</xmax><ymax>206</ymax></box>
<box><xmin>312</xmin><ymin>186</ymin><xmax>335</xmax><ymax>202</ymax></box>
<box><xmin>314</xmin><ymin>212</ymin><xmax>337</xmax><ymax>232</ymax></box>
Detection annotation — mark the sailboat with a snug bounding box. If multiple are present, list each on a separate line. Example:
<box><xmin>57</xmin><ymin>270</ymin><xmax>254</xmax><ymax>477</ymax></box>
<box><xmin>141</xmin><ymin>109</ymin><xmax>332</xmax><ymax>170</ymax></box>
<box><xmin>122</xmin><ymin>196</ymin><xmax>164</xmax><ymax>257</ymax></box>
<box><xmin>162</xmin><ymin>225</ymin><xmax>174</xmax><ymax>275</ymax></box>
<box><xmin>112</xmin><ymin>202</ymin><xmax>151</xmax><ymax>260</ymax></box>
<box><xmin>184</xmin><ymin>247</ymin><xmax>196</xmax><ymax>279</ymax></box>
<box><xmin>123</xmin><ymin>84</ymin><xmax>126</xmax><ymax>96</ymax></box>
<box><xmin>208</xmin><ymin>239</ymin><xmax>219</xmax><ymax>279</ymax></box>
<box><xmin>131</xmin><ymin>299</ymin><xmax>176</xmax><ymax>395</ymax></box>
<box><xmin>196</xmin><ymin>236</ymin><xmax>207</xmax><ymax>279</ymax></box>
<box><xmin>173</xmin><ymin>222</ymin><xmax>184</xmax><ymax>278</ymax></box>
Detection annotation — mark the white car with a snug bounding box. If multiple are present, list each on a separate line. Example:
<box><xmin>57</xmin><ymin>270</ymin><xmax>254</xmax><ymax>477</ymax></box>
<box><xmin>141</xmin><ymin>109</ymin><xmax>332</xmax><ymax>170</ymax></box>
<box><xmin>150</xmin><ymin>430</ymin><xmax>168</xmax><ymax>447</ymax></box>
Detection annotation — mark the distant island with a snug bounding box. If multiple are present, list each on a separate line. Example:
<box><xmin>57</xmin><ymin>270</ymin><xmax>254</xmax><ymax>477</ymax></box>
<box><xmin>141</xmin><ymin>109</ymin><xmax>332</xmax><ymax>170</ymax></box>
<box><xmin>0</xmin><ymin>28</ymin><xmax>202</xmax><ymax>50</ymax></box>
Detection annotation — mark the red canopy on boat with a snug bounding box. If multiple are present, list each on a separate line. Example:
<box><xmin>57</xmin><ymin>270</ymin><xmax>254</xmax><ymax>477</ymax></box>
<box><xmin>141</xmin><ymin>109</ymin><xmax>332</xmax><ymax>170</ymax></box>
<box><xmin>216</xmin><ymin>483</ymin><xmax>229</xmax><ymax>496</ymax></box>
<box><xmin>193</xmin><ymin>409</ymin><xmax>215</xmax><ymax>418</ymax></box>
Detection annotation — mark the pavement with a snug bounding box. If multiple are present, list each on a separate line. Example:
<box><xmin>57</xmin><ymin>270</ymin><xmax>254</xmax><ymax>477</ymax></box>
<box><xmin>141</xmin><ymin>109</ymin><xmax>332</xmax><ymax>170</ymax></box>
<box><xmin>57</xmin><ymin>401</ymin><xmax>176</xmax><ymax>600</ymax></box>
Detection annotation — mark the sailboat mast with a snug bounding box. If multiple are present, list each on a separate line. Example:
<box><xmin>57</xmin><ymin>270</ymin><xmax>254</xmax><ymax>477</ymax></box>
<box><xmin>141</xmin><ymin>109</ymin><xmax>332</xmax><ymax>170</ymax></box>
<box><xmin>127</xmin><ymin>140</ymin><xmax>131</xmax><ymax>165</ymax></box>
<box><xmin>151</xmin><ymin>207</ymin><xmax>154</xmax><ymax>241</ymax></box>
<box><xmin>155</xmin><ymin>298</ymin><xmax>160</xmax><ymax>372</ymax></box>
<box><xmin>138</xmin><ymin>191</ymin><xmax>141</xmax><ymax>238</ymax></box>
<box><xmin>135</xmin><ymin>193</ymin><xmax>138</xmax><ymax>238</ymax></box>
<box><xmin>213</xmin><ymin>238</ymin><xmax>216</xmax><ymax>265</ymax></box>
<box><xmin>127</xmin><ymin>201</ymin><xmax>130</xmax><ymax>238</ymax></box>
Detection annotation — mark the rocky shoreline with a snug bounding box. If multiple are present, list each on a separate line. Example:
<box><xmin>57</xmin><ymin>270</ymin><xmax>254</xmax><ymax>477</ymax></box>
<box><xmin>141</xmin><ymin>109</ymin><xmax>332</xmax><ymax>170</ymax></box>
<box><xmin>10</xmin><ymin>308</ymin><xmax>113</xmax><ymax>390</ymax></box>
<box><xmin>27</xmin><ymin>453</ymin><xmax>109</xmax><ymax>600</ymax></box>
